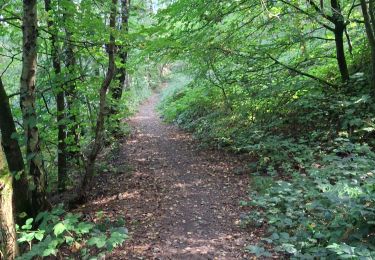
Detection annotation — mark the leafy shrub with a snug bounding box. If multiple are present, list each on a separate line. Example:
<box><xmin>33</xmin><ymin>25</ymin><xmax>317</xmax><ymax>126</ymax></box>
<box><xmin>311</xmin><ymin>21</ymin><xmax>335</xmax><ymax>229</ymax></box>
<box><xmin>238</xmin><ymin>134</ymin><xmax>316</xmax><ymax>174</ymax></box>
<box><xmin>160</xmin><ymin>67</ymin><xmax>375</xmax><ymax>260</ymax></box>
<box><xmin>242</xmin><ymin>140</ymin><xmax>375</xmax><ymax>259</ymax></box>
<box><xmin>17</xmin><ymin>206</ymin><xmax>128</xmax><ymax>259</ymax></box>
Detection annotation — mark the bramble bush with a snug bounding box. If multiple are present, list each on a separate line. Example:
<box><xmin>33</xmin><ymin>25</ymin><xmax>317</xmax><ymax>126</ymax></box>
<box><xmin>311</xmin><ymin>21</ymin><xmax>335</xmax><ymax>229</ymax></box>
<box><xmin>243</xmin><ymin>139</ymin><xmax>375</xmax><ymax>259</ymax></box>
<box><xmin>16</xmin><ymin>206</ymin><xmax>128</xmax><ymax>259</ymax></box>
<box><xmin>160</xmin><ymin>71</ymin><xmax>375</xmax><ymax>259</ymax></box>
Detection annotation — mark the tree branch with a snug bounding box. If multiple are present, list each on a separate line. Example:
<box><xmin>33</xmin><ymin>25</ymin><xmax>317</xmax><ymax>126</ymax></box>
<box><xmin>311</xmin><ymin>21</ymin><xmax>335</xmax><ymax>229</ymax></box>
<box><xmin>267</xmin><ymin>54</ymin><xmax>337</xmax><ymax>87</ymax></box>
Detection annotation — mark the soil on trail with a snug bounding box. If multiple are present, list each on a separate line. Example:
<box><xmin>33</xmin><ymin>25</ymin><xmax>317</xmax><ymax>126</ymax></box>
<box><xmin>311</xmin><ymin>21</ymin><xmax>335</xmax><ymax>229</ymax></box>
<box><xmin>81</xmin><ymin>93</ymin><xmax>258</xmax><ymax>259</ymax></box>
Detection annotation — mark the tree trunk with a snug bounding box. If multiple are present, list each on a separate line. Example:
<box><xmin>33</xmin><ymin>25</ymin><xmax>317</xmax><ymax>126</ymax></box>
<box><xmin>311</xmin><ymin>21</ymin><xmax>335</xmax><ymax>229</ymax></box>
<box><xmin>45</xmin><ymin>0</ymin><xmax>68</xmax><ymax>192</ymax></box>
<box><xmin>20</xmin><ymin>0</ymin><xmax>48</xmax><ymax>211</ymax></box>
<box><xmin>111</xmin><ymin>0</ymin><xmax>130</xmax><ymax>118</ymax></box>
<box><xmin>0</xmin><ymin>144</ymin><xmax>19</xmax><ymax>260</ymax></box>
<box><xmin>331</xmin><ymin>0</ymin><xmax>350</xmax><ymax>82</ymax></box>
<box><xmin>63</xmin><ymin>0</ymin><xmax>80</xmax><ymax>163</ymax></box>
<box><xmin>76</xmin><ymin>0</ymin><xmax>118</xmax><ymax>202</ymax></box>
<box><xmin>360</xmin><ymin>0</ymin><xmax>375</xmax><ymax>92</ymax></box>
<box><xmin>0</xmin><ymin>77</ymin><xmax>32</xmax><ymax>221</ymax></box>
<box><xmin>114</xmin><ymin>0</ymin><xmax>129</xmax><ymax>100</ymax></box>
<box><xmin>334</xmin><ymin>26</ymin><xmax>350</xmax><ymax>82</ymax></box>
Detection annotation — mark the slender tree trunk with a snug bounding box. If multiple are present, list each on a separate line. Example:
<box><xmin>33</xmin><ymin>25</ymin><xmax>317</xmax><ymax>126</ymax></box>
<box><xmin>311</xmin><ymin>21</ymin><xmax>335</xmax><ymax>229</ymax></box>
<box><xmin>45</xmin><ymin>0</ymin><xmax>68</xmax><ymax>192</ymax></box>
<box><xmin>113</xmin><ymin>0</ymin><xmax>129</xmax><ymax>100</ymax></box>
<box><xmin>334</xmin><ymin>26</ymin><xmax>350</xmax><ymax>82</ymax></box>
<box><xmin>0</xmin><ymin>144</ymin><xmax>19</xmax><ymax>260</ymax></box>
<box><xmin>20</xmin><ymin>0</ymin><xmax>48</xmax><ymax>211</ymax></box>
<box><xmin>331</xmin><ymin>0</ymin><xmax>350</xmax><ymax>82</ymax></box>
<box><xmin>111</xmin><ymin>0</ymin><xmax>130</xmax><ymax>121</ymax></box>
<box><xmin>361</xmin><ymin>0</ymin><xmax>375</xmax><ymax>92</ymax></box>
<box><xmin>76</xmin><ymin>0</ymin><xmax>118</xmax><ymax>202</ymax></box>
<box><xmin>0</xmin><ymin>77</ymin><xmax>32</xmax><ymax>220</ymax></box>
<box><xmin>63</xmin><ymin>0</ymin><xmax>80</xmax><ymax>163</ymax></box>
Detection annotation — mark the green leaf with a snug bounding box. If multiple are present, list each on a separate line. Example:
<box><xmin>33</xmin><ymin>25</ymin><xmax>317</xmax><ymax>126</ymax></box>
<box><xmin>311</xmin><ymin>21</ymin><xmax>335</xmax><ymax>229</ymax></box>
<box><xmin>53</xmin><ymin>222</ymin><xmax>66</xmax><ymax>236</ymax></box>
<box><xmin>42</xmin><ymin>248</ymin><xmax>57</xmax><ymax>257</ymax></box>
<box><xmin>21</xmin><ymin>218</ymin><xmax>33</xmax><ymax>230</ymax></box>
<box><xmin>18</xmin><ymin>212</ymin><xmax>28</xmax><ymax>219</ymax></box>
<box><xmin>35</xmin><ymin>231</ymin><xmax>44</xmax><ymax>241</ymax></box>
<box><xmin>18</xmin><ymin>232</ymin><xmax>35</xmax><ymax>243</ymax></box>
<box><xmin>26</xmin><ymin>218</ymin><xmax>33</xmax><ymax>225</ymax></box>
<box><xmin>246</xmin><ymin>245</ymin><xmax>272</xmax><ymax>257</ymax></box>
<box><xmin>87</xmin><ymin>234</ymin><xmax>107</xmax><ymax>248</ymax></box>
<box><xmin>65</xmin><ymin>236</ymin><xmax>74</xmax><ymax>245</ymax></box>
<box><xmin>76</xmin><ymin>222</ymin><xmax>94</xmax><ymax>234</ymax></box>
<box><xmin>281</xmin><ymin>243</ymin><xmax>297</xmax><ymax>255</ymax></box>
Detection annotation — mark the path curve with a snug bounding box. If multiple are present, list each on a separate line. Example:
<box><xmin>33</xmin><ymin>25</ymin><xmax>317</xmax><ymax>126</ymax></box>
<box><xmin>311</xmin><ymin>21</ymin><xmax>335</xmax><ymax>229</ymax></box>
<box><xmin>83</xmin><ymin>92</ymin><xmax>257</xmax><ymax>259</ymax></box>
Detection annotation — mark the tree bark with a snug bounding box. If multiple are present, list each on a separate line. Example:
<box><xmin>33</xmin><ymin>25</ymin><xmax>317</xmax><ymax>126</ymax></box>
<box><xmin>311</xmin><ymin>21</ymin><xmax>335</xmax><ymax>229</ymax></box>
<box><xmin>76</xmin><ymin>0</ymin><xmax>118</xmax><ymax>202</ymax></box>
<box><xmin>360</xmin><ymin>0</ymin><xmax>375</xmax><ymax>92</ymax></box>
<box><xmin>45</xmin><ymin>0</ymin><xmax>68</xmax><ymax>192</ymax></box>
<box><xmin>331</xmin><ymin>0</ymin><xmax>350</xmax><ymax>82</ymax></box>
<box><xmin>333</xmin><ymin>26</ymin><xmax>350</xmax><ymax>82</ymax></box>
<box><xmin>113</xmin><ymin>0</ymin><xmax>129</xmax><ymax>100</ymax></box>
<box><xmin>111</xmin><ymin>0</ymin><xmax>130</xmax><ymax>125</ymax></box>
<box><xmin>0</xmin><ymin>77</ymin><xmax>32</xmax><ymax>221</ymax></box>
<box><xmin>0</xmin><ymin>144</ymin><xmax>19</xmax><ymax>260</ymax></box>
<box><xmin>20</xmin><ymin>0</ymin><xmax>48</xmax><ymax>211</ymax></box>
<box><xmin>305</xmin><ymin>0</ymin><xmax>350</xmax><ymax>82</ymax></box>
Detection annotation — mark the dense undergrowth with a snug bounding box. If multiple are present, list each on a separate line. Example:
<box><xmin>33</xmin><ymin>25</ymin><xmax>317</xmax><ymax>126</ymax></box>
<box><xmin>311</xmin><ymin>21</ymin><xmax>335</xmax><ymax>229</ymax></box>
<box><xmin>155</xmin><ymin>8</ymin><xmax>375</xmax><ymax>257</ymax></box>
<box><xmin>16</xmin><ymin>207</ymin><xmax>128</xmax><ymax>259</ymax></box>
<box><xmin>159</xmin><ymin>68</ymin><xmax>375</xmax><ymax>258</ymax></box>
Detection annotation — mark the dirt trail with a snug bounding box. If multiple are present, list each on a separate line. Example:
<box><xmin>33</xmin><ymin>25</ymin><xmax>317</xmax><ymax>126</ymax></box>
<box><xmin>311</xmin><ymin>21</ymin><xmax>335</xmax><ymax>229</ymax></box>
<box><xmin>82</xmin><ymin>93</ymin><xmax>257</xmax><ymax>259</ymax></box>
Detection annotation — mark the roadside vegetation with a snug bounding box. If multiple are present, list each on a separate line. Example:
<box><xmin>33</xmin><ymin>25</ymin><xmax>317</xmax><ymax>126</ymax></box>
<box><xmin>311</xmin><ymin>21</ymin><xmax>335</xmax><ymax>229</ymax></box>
<box><xmin>158</xmin><ymin>0</ymin><xmax>375</xmax><ymax>258</ymax></box>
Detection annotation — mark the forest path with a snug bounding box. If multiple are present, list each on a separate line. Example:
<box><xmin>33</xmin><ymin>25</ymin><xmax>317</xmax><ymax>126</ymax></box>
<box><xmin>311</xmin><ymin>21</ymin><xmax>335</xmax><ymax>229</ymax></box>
<box><xmin>84</xmin><ymin>92</ymin><xmax>257</xmax><ymax>259</ymax></box>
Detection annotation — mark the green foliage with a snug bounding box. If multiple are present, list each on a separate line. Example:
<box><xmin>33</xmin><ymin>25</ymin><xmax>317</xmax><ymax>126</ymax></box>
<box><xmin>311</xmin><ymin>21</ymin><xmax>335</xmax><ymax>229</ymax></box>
<box><xmin>0</xmin><ymin>0</ymin><xmax>162</xmax><ymax>192</ymax></box>
<box><xmin>1</xmin><ymin>0</ymin><xmax>375</xmax><ymax>257</ymax></box>
<box><xmin>157</xmin><ymin>0</ymin><xmax>375</xmax><ymax>257</ymax></box>
<box><xmin>16</xmin><ymin>206</ymin><xmax>128</xmax><ymax>259</ymax></box>
<box><xmin>242</xmin><ymin>140</ymin><xmax>375</xmax><ymax>258</ymax></box>
<box><xmin>246</xmin><ymin>245</ymin><xmax>272</xmax><ymax>258</ymax></box>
